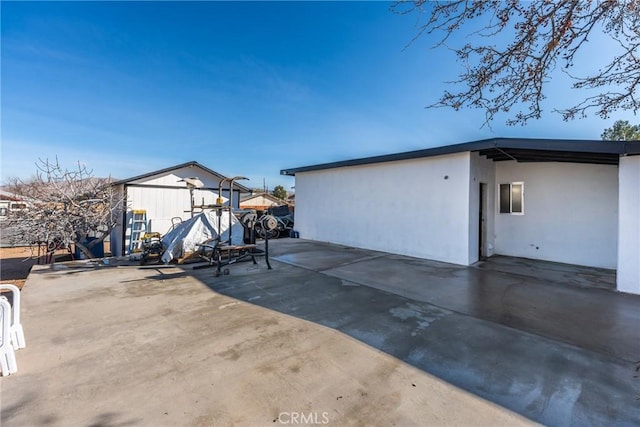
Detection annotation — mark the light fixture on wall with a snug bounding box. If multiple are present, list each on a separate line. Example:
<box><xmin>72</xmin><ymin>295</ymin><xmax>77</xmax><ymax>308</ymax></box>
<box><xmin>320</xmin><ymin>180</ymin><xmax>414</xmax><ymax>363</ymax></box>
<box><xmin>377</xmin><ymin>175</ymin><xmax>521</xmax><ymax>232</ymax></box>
<box><xmin>179</xmin><ymin>177</ymin><xmax>204</xmax><ymax>189</ymax></box>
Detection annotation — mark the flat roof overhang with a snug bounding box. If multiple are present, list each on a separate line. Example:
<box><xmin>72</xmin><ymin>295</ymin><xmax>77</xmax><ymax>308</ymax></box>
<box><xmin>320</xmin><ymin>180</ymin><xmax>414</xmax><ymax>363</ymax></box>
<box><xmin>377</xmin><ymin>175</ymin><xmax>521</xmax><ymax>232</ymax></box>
<box><xmin>281</xmin><ymin>138</ymin><xmax>636</xmax><ymax>176</ymax></box>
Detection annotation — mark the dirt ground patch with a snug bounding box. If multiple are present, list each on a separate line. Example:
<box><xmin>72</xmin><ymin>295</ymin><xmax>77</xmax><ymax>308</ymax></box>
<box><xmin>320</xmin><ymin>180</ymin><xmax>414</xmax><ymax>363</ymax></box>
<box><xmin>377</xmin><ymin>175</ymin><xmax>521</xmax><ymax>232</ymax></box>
<box><xmin>0</xmin><ymin>246</ymin><xmax>71</xmax><ymax>289</ymax></box>
<box><xmin>0</xmin><ymin>239</ymin><xmax>112</xmax><ymax>289</ymax></box>
<box><xmin>1</xmin><ymin>247</ymin><xmax>38</xmax><ymax>289</ymax></box>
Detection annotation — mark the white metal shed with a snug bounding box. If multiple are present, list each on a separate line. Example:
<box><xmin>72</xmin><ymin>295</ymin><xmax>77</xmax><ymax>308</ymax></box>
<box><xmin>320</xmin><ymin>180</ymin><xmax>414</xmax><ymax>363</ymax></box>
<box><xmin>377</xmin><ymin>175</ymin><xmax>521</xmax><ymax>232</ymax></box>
<box><xmin>110</xmin><ymin>161</ymin><xmax>251</xmax><ymax>256</ymax></box>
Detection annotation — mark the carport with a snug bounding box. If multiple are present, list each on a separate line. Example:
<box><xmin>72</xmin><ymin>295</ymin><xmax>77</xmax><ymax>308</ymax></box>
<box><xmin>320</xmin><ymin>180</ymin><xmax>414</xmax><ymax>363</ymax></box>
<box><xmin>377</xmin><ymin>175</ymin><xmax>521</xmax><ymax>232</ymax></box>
<box><xmin>281</xmin><ymin>137</ymin><xmax>640</xmax><ymax>294</ymax></box>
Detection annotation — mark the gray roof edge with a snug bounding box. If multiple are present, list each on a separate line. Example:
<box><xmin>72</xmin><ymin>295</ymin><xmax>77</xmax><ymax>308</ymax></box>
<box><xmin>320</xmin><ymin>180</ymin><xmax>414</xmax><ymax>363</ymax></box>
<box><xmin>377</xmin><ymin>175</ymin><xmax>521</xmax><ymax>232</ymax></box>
<box><xmin>624</xmin><ymin>141</ymin><xmax>640</xmax><ymax>155</ymax></box>
<box><xmin>280</xmin><ymin>139</ymin><xmax>495</xmax><ymax>176</ymax></box>
<box><xmin>495</xmin><ymin>138</ymin><xmax>624</xmax><ymax>153</ymax></box>
<box><xmin>111</xmin><ymin>161</ymin><xmax>251</xmax><ymax>192</ymax></box>
<box><xmin>280</xmin><ymin>138</ymin><xmax>628</xmax><ymax>175</ymax></box>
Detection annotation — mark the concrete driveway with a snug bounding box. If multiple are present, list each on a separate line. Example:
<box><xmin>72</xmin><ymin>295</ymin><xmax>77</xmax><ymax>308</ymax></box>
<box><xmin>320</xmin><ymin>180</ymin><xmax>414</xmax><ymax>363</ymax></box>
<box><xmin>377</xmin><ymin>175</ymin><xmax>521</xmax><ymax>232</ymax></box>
<box><xmin>1</xmin><ymin>253</ymin><xmax>529</xmax><ymax>426</ymax></box>
<box><xmin>236</xmin><ymin>239</ymin><xmax>640</xmax><ymax>425</ymax></box>
<box><xmin>2</xmin><ymin>238</ymin><xmax>639</xmax><ymax>426</ymax></box>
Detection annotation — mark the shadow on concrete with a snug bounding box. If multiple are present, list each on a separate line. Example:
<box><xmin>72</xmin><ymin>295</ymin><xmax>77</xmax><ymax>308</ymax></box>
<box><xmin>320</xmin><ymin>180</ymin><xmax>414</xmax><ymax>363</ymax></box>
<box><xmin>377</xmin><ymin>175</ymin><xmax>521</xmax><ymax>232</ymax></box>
<box><xmin>180</xmin><ymin>239</ymin><xmax>640</xmax><ymax>426</ymax></box>
<box><xmin>140</xmin><ymin>269</ymin><xmax>193</xmax><ymax>282</ymax></box>
<box><xmin>0</xmin><ymin>392</ymin><xmax>40</xmax><ymax>425</ymax></box>
<box><xmin>0</xmin><ymin>255</ymin><xmax>37</xmax><ymax>281</ymax></box>
<box><xmin>87</xmin><ymin>412</ymin><xmax>141</xmax><ymax>427</ymax></box>
<box><xmin>475</xmin><ymin>255</ymin><xmax>616</xmax><ymax>290</ymax></box>
<box><xmin>268</xmin><ymin>240</ymin><xmax>636</xmax><ymax>363</ymax></box>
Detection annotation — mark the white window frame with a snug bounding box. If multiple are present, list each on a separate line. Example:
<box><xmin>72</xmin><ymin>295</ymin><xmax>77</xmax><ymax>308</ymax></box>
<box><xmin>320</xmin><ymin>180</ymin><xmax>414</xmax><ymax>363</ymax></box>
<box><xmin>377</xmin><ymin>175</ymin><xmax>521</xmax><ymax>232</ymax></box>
<box><xmin>499</xmin><ymin>181</ymin><xmax>524</xmax><ymax>215</ymax></box>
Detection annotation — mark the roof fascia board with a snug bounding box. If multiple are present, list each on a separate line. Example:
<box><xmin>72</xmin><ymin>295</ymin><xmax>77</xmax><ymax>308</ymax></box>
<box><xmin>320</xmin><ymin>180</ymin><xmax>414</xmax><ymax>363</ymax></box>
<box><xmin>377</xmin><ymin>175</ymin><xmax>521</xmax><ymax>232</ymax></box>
<box><xmin>111</xmin><ymin>161</ymin><xmax>198</xmax><ymax>185</ymax></box>
<box><xmin>122</xmin><ymin>183</ymin><xmax>243</xmax><ymax>192</ymax></box>
<box><xmin>280</xmin><ymin>140</ymin><xmax>493</xmax><ymax>176</ymax></box>
<box><xmin>112</xmin><ymin>161</ymin><xmax>251</xmax><ymax>192</ymax></box>
<box><xmin>494</xmin><ymin>138</ymin><xmax>624</xmax><ymax>154</ymax></box>
<box><xmin>281</xmin><ymin>138</ymin><xmax>627</xmax><ymax>176</ymax></box>
<box><xmin>624</xmin><ymin>142</ymin><xmax>640</xmax><ymax>155</ymax></box>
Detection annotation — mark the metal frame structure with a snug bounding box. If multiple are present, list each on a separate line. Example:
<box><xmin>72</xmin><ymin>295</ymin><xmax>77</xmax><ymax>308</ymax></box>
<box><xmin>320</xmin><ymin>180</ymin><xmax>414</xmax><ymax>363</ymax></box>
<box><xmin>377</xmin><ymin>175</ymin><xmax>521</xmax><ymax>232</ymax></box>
<box><xmin>194</xmin><ymin>176</ymin><xmax>273</xmax><ymax>276</ymax></box>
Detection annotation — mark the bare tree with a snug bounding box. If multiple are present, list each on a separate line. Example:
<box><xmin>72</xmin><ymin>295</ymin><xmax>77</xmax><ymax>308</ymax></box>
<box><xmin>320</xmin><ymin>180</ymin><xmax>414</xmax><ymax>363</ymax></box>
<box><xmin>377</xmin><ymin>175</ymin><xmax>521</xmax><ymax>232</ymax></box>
<box><xmin>4</xmin><ymin>158</ymin><xmax>125</xmax><ymax>260</ymax></box>
<box><xmin>393</xmin><ymin>0</ymin><xmax>640</xmax><ymax>125</ymax></box>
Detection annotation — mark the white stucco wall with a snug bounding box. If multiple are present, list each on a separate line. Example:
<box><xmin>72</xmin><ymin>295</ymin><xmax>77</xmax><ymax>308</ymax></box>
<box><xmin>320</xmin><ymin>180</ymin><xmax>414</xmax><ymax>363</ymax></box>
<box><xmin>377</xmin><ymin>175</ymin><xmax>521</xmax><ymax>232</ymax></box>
<box><xmin>617</xmin><ymin>156</ymin><xmax>640</xmax><ymax>294</ymax></box>
<box><xmin>494</xmin><ymin>161</ymin><xmax>618</xmax><ymax>269</ymax></box>
<box><xmin>468</xmin><ymin>153</ymin><xmax>496</xmax><ymax>264</ymax></box>
<box><xmin>295</xmin><ymin>152</ymin><xmax>472</xmax><ymax>265</ymax></box>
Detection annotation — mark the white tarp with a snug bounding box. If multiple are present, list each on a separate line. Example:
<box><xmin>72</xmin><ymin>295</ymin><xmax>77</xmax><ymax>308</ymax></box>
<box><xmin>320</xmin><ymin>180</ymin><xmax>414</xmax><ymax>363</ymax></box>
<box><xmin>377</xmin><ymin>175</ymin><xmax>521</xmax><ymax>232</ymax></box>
<box><xmin>161</xmin><ymin>211</ymin><xmax>244</xmax><ymax>263</ymax></box>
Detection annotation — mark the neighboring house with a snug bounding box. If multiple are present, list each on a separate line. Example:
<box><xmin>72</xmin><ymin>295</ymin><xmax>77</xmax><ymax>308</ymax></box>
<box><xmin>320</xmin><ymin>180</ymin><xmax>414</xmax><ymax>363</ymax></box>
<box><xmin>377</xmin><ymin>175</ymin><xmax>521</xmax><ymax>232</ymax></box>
<box><xmin>286</xmin><ymin>192</ymin><xmax>295</xmax><ymax>205</ymax></box>
<box><xmin>0</xmin><ymin>190</ymin><xmax>31</xmax><ymax>221</ymax></box>
<box><xmin>110</xmin><ymin>161</ymin><xmax>251</xmax><ymax>256</ymax></box>
<box><xmin>281</xmin><ymin>138</ymin><xmax>640</xmax><ymax>295</ymax></box>
<box><xmin>239</xmin><ymin>192</ymin><xmax>288</xmax><ymax>211</ymax></box>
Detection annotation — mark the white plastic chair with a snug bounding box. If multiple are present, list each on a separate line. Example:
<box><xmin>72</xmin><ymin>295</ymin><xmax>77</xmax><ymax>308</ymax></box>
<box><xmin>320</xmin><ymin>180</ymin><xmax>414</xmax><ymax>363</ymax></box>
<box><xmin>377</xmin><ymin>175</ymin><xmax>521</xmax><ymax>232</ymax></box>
<box><xmin>0</xmin><ymin>298</ymin><xmax>17</xmax><ymax>375</ymax></box>
<box><xmin>0</xmin><ymin>284</ymin><xmax>26</xmax><ymax>350</ymax></box>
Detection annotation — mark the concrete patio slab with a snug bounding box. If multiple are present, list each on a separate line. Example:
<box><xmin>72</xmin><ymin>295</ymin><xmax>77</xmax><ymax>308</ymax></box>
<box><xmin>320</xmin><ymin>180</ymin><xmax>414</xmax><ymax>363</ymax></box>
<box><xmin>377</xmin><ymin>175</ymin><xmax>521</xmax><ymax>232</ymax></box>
<box><xmin>272</xmin><ymin>241</ymin><xmax>386</xmax><ymax>272</ymax></box>
<box><xmin>202</xmin><ymin>244</ymin><xmax>640</xmax><ymax>426</ymax></box>
<box><xmin>475</xmin><ymin>255</ymin><xmax>616</xmax><ymax>290</ymax></box>
<box><xmin>270</xmin><ymin>239</ymin><xmax>640</xmax><ymax>364</ymax></box>
<box><xmin>1</xmin><ymin>261</ymin><xmax>530</xmax><ymax>427</ymax></box>
<box><xmin>3</xmin><ymin>238</ymin><xmax>639</xmax><ymax>426</ymax></box>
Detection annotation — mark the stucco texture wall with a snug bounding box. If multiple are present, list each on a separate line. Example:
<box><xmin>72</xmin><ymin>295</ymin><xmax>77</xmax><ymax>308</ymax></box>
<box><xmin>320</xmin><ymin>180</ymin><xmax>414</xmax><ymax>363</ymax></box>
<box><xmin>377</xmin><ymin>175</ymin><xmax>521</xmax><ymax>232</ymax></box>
<box><xmin>294</xmin><ymin>152</ymin><xmax>472</xmax><ymax>265</ymax></box>
<box><xmin>494</xmin><ymin>161</ymin><xmax>618</xmax><ymax>269</ymax></box>
<box><xmin>617</xmin><ymin>155</ymin><xmax>640</xmax><ymax>294</ymax></box>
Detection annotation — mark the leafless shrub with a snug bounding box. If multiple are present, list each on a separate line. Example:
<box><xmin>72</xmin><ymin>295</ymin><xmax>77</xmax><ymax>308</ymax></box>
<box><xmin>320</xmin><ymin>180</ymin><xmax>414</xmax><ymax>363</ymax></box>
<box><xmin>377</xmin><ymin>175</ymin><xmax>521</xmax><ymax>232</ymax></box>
<box><xmin>4</xmin><ymin>158</ymin><xmax>125</xmax><ymax>260</ymax></box>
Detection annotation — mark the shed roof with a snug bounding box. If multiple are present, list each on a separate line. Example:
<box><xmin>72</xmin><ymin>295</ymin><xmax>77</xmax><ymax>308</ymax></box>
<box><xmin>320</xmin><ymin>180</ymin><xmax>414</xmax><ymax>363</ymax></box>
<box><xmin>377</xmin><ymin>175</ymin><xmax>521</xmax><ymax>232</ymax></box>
<box><xmin>280</xmin><ymin>138</ymin><xmax>639</xmax><ymax>176</ymax></box>
<box><xmin>112</xmin><ymin>161</ymin><xmax>251</xmax><ymax>192</ymax></box>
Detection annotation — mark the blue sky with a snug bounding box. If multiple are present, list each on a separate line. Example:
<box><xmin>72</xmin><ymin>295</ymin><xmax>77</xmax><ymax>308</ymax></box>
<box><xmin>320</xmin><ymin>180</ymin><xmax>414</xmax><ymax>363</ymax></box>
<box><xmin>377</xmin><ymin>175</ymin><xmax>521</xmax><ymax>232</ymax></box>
<box><xmin>1</xmin><ymin>1</ymin><xmax>636</xmax><ymax>190</ymax></box>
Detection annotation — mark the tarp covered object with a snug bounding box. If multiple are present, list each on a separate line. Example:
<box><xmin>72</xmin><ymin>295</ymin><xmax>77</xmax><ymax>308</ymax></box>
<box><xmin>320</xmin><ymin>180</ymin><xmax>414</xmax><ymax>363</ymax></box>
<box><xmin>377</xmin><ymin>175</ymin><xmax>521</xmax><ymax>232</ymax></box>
<box><xmin>161</xmin><ymin>211</ymin><xmax>244</xmax><ymax>263</ymax></box>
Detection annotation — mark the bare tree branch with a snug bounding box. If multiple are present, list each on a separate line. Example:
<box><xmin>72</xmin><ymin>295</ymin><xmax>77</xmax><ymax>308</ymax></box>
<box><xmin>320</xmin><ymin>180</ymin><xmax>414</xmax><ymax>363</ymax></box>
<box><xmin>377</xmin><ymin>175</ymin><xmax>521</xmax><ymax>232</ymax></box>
<box><xmin>393</xmin><ymin>0</ymin><xmax>640</xmax><ymax>125</ymax></box>
<box><xmin>3</xmin><ymin>159</ymin><xmax>126</xmax><ymax>261</ymax></box>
